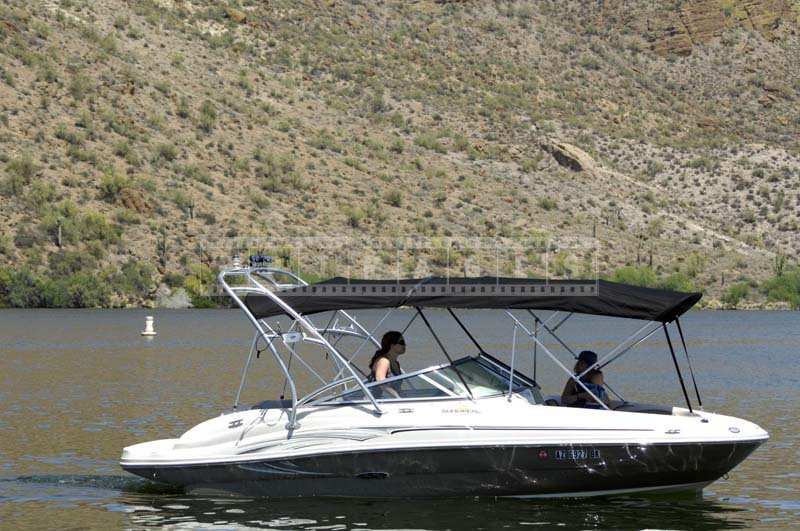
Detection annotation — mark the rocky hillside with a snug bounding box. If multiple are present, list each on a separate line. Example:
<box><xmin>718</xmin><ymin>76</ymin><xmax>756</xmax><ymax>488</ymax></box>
<box><xmin>0</xmin><ymin>0</ymin><xmax>799</xmax><ymax>308</ymax></box>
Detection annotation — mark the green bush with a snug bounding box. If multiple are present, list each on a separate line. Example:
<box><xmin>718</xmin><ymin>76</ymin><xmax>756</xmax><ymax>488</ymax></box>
<box><xmin>99</xmin><ymin>172</ymin><xmax>131</xmax><ymax>202</ymax></box>
<box><xmin>722</xmin><ymin>282</ymin><xmax>749</xmax><ymax>307</ymax></box>
<box><xmin>343</xmin><ymin>205</ymin><xmax>365</xmax><ymax>228</ymax></box>
<box><xmin>184</xmin><ymin>264</ymin><xmax>220</xmax><ymax>307</ymax></box>
<box><xmin>3</xmin><ymin>268</ymin><xmax>46</xmax><ymax>307</ymax></box>
<box><xmin>763</xmin><ymin>267</ymin><xmax>800</xmax><ymax>309</ymax></box>
<box><xmin>4</xmin><ymin>154</ymin><xmax>38</xmax><ymax>196</ymax></box>
<box><xmin>537</xmin><ymin>197</ymin><xmax>558</xmax><ymax>211</ymax></box>
<box><xmin>68</xmin><ymin>73</ymin><xmax>93</xmax><ymax>101</ymax></box>
<box><xmin>414</xmin><ymin>131</ymin><xmax>446</xmax><ymax>153</ymax></box>
<box><xmin>307</xmin><ymin>129</ymin><xmax>342</xmax><ymax>153</ymax></box>
<box><xmin>49</xmin><ymin>249</ymin><xmax>97</xmax><ymax>277</ymax></box>
<box><xmin>117</xmin><ymin>259</ymin><xmax>154</xmax><ymax>297</ymax></box>
<box><xmin>80</xmin><ymin>211</ymin><xmax>121</xmax><ymax>244</ymax></box>
<box><xmin>384</xmin><ymin>189</ymin><xmax>402</xmax><ymax>207</ymax></box>
<box><xmin>163</xmin><ymin>272</ymin><xmax>184</xmax><ymax>288</ymax></box>
<box><xmin>153</xmin><ymin>143</ymin><xmax>178</xmax><ymax>164</ymax></box>
<box><xmin>660</xmin><ymin>272</ymin><xmax>695</xmax><ymax>293</ymax></box>
<box><xmin>611</xmin><ymin>265</ymin><xmax>658</xmax><ymax>288</ymax></box>
<box><xmin>52</xmin><ymin>272</ymin><xmax>112</xmax><ymax>308</ymax></box>
<box><xmin>39</xmin><ymin>200</ymin><xmax>80</xmax><ymax>245</ymax></box>
<box><xmin>198</xmin><ymin>100</ymin><xmax>217</xmax><ymax>132</ymax></box>
<box><xmin>177</xmin><ymin>95</ymin><xmax>191</xmax><ymax>118</ymax></box>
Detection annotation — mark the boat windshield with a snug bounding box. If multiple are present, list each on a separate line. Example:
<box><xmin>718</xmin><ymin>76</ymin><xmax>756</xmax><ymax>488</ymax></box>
<box><xmin>324</xmin><ymin>356</ymin><xmax>537</xmax><ymax>403</ymax></box>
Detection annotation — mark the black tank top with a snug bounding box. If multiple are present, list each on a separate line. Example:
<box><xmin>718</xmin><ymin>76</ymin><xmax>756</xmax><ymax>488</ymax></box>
<box><xmin>367</xmin><ymin>356</ymin><xmax>401</xmax><ymax>382</ymax></box>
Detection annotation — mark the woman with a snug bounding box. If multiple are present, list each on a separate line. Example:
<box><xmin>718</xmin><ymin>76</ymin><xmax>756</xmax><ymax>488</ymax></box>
<box><xmin>561</xmin><ymin>350</ymin><xmax>599</xmax><ymax>407</ymax></box>
<box><xmin>368</xmin><ymin>331</ymin><xmax>406</xmax><ymax>383</ymax></box>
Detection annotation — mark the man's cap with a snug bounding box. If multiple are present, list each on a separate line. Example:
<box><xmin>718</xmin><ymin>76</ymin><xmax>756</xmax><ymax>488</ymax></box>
<box><xmin>578</xmin><ymin>350</ymin><xmax>598</xmax><ymax>366</ymax></box>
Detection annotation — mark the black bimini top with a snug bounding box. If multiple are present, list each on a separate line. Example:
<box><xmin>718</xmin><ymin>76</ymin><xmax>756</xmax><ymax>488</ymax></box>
<box><xmin>244</xmin><ymin>277</ymin><xmax>701</xmax><ymax>323</ymax></box>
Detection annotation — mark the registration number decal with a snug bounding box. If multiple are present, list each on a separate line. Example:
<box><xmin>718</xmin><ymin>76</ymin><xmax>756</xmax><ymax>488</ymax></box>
<box><xmin>554</xmin><ymin>448</ymin><xmax>601</xmax><ymax>460</ymax></box>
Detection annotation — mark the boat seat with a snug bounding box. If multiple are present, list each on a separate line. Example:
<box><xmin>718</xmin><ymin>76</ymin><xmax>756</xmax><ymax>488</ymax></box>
<box><xmin>251</xmin><ymin>399</ymin><xmax>293</xmax><ymax>410</ymax></box>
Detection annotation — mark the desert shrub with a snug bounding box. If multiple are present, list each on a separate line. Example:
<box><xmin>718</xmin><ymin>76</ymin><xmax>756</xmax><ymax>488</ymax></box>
<box><xmin>414</xmin><ymin>131</ymin><xmax>446</xmax><ymax>153</ymax></box>
<box><xmin>49</xmin><ymin>272</ymin><xmax>112</xmax><ymax>308</ymax></box>
<box><xmin>685</xmin><ymin>252</ymin><xmax>707</xmax><ymax>278</ymax></box>
<box><xmin>4</xmin><ymin>154</ymin><xmax>38</xmax><ymax>196</ymax></box>
<box><xmin>163</xmin><ymin>272</ymin><xmax>184</xmax><ymax>288</ymax></box>
<box><xmin>49</xmin><ymin>249</ymin><xmax>97</xmax><ymax>277</ymax></box>
<box><xmin>645</xmin><ymin>160</ymin><xmax>664</xmax><ymax>179</ymax></box>
<box><xmin>39</xmin><ymin>200</ymin><xmax>80</xmax><ymax>244</ymax></box>
<box><xmin>172</xmin><ymin>190</ymin><xmax>195</xmax><ymax>216</ymax></box>
<box><xmin>24</xmin><ymin>181</ymin><xmax>57</xmax><ymax>212</ymax></box>
<box><xmin>80</xmin><ymin>211</ymin><xmax>121</xmax><ymax>244</ymax></box>
<box><xmin>14</xmin><ymin>225</ymin><xmax>42</xmax><ymax>248</ymax></box>
<box><xmin>257</xmin><ymin>153</ymin><xmax>296</xmax><ymax>192</ymax></box>
<box><xmin>66</xmin><ymin>144</ymin><xmax>98</xmax><ymax>164</ymax></box>
<box><xmin>68</xmin><ymin>73</ymin><xmax>93</xmax><ymax>101</ymax></box>
<box><xmin>184</xmin><ymin>263</ymin><xmax>219</xmax><ymax>307</ymax></box>
<box><xmin>763</xmin><ymin>267</ymin><xmax>800</xmax><ymax>309</ymax></box>
<box><xmin>113</xmin><ymin>15</ymin><xmax>129</xmax><ymax>30</ymax></box>
<box><xmin>343</xmin><ymin>205</ymin><xmax>365</xmax><ymax>228</ymax></box>
<box><xmin>0</xmin><ymin>65</ymin><xmax>14</xmax><ymax>87</ymax></box>
<box><xmin>660</xmin><ymin>272</ymin><xmax>695</xmax><ymax>293</ymax></box>
<box><xmin>0</xmin><ymin>234</ymin><xmax>12</xmax><ymax>256</ymax></box>
<box><xmin>177</xmin><ymin>95</ymin><xmax>190</xmax><ymax>118</ymax></box>
<box><xmin>98</xmin><ymin>172</ymin><xmax>131</xmax><ymax>202</ymax></box>
<box><xmin>384</xmin><ymin>189</ymin><xmax>402</xmax><ymax>207</ymax></box>
<box><xmin>722</xmin><ymin>282</ymin><xmax>749</xmax><ymax>307</ymax></box>
<box><xmin>611</xmin><ymin>265</ymin><xmax>658</xmax><ymax>288</ymax></box>
<box><xmin>153</xmin><ymin>80</ymin><xmax>170</xmax><ymax>95</ymax></box>
<box><xmin>180</xmin><ymin>164</ymin><xmax>212</xmax><ymax>185</ymax></box>
<box><xmin>307</xmin><ymin>129</ymin><xmax>342</xmax><ymax>153</ymax></box>
<box><xmin>537</xmin><ymin>197</ymin><xmax>558</xmax><ymax>211</ymax></box>
<box><xmin>152</xmin><ymin>143</ymin><xmax>178</xmax><ymax>165</ymax></box>
<box><xmin>198</xmin><ymin>100</ymin><xmax>217</xmax><ymax>132</ymax></box>
<box><xmin>389</xmin><ymin>137</ymin><xmax>405</xmax><ymax>154</ymax></box>
<box><xmin>55</xmin><ymin>123</ymin><xmax>83</xmax><ymax>145</ymax></box>
<box><xmin>3</xmin><ymin>268</ymin><xmax>46</xmax><ymax>307</ymax></box>
<box><xmin>117</xmin><ymin>259</ymin><xmax>154</xmax><ymax>297</ymax></box>
<box><xmin>197</xmin><ymin>211</ymin><xmax>217</xmax><ymax>225</ymax></box>
<box><xmin>115</xmin><ymin>208</ymin><xmax>140</xmax><ymax>224</ymax></box>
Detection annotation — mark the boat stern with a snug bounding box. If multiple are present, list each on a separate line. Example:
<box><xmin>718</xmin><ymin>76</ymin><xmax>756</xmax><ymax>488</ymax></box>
<box><xmin>120</xmin><ymin>438</ymin><xmax>179</xmax><ymax>479</ymax></box>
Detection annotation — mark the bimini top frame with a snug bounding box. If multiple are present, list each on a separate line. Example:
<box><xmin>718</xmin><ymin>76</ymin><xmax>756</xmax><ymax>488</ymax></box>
<box><xmin>220</xmin><ymin>267</ymin><xmax>705</xmax><ymax>429</ymax></box>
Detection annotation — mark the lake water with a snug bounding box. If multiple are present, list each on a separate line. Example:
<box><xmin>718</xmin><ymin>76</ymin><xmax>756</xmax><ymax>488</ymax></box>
<box><xmin>0</xmin><ymin>309</ymin><xmax>798</xmax><ymax>529</ymax></box>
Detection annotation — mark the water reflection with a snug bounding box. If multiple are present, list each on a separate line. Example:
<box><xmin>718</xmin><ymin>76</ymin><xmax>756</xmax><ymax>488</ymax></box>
<box><xmin>0</xmin><ymin>475</ymin><xmax>764</xmax><ymax>530</ymax></box>
<box><xmin>114</xmin><ymin>489</ymin><xmax>755</xmax><ymax>530</ymax></box>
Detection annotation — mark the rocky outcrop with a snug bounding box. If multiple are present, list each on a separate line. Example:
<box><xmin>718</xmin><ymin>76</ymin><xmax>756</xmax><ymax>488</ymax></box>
<box><xmin>600</xmin><ymin>1</ymin><xmax>796</xmax><ymax>56</ymax></box>
<box><xmin>540</xmin><ymin>139</ymin><xmax>597</xmax><ymax>173</ymax></box>
<box><xmin>645</xmin><ymin>0</ymin><xmax>795</xmax><ymax>56</ymax></box>
<box><xmin>155</xmin><ymin>285</ymin><xmax>192</xmax><ymax>309</ymax></box>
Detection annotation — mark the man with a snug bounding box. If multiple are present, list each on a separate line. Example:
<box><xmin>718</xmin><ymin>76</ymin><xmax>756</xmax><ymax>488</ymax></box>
<box><xmin>561</xmin><ymin>350</ymin><xmax>600</xmax><ymax>407</ymax></box>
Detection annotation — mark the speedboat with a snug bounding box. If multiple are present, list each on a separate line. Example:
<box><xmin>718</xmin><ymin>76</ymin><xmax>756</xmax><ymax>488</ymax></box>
<box><xmin>120</xmin><ymin>261</ymin><xmax>768</xmax><ymax>497</ymax></box>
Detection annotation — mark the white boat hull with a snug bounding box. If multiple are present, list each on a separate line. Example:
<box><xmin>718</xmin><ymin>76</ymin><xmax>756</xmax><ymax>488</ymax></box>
<box><xmin>121</xmin><ymin>397</ymin><xmax>768</xmax><ymax>498</ymax></box>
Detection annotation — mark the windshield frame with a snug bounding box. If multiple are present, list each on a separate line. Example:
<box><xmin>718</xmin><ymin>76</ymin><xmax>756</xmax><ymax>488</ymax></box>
<box><xmin>314</xmin><ymin>354</ymin><xmax>535</xmax><ymax>405</ymax></box>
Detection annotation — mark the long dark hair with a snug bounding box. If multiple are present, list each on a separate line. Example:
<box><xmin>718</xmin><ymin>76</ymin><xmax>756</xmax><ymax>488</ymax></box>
<box><xmin>369</xmin><ymin>331</ymin><xmax>404</xmax><ymax>370</ymax></box>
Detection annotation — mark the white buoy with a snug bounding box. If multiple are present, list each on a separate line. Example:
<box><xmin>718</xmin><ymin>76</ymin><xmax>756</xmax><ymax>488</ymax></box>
<box><xmin>141</xmin><ymin>315</ymin><xmax>157</xmax><ymax>336</ymax></box>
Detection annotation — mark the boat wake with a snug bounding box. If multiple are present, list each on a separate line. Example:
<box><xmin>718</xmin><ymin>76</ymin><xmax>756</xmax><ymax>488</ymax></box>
<box><xmin>3</xmin><ymin>474</ymin><xmax>183</xmax><ymax>494</ymax></box>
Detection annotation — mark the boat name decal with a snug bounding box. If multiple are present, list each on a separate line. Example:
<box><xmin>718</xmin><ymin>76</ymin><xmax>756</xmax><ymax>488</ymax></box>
<box><xmin>554</xmin><ymin>448</ymin><xmax>601</xmax><ymax>460</ymax></box>
<box><xmin>228</xmin><ymin>419</ymin><xmax>243</xmax><ymax>429</ymax></box>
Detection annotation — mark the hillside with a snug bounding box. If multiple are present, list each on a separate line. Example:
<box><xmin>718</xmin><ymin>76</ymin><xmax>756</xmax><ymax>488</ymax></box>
<box><xmin>0</xmin><ymin>0</ymin><xmax>799</xmax><ymax>308</ymax></box>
